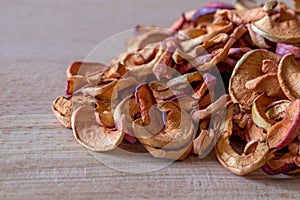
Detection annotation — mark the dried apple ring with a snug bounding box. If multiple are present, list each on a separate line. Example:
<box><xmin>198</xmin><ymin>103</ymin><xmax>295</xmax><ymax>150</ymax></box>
<box><xmin>215</xmin><ymin>104</ymin><xmax>269</xmax><ymax>175</ymax></box>
<box><xmin>72</xmin><ymin>105</ymin><xmax>124</xmax><ymax>152</ymax></box>
<box><xmin>278</xmin><ymin>54</ymin><xmax>300</xmax><ymax>101</ymax></box>
<box><xmin>229</xmin><ymin>49</ymin><xmax>280</xmax><ymax>111</ymax></box>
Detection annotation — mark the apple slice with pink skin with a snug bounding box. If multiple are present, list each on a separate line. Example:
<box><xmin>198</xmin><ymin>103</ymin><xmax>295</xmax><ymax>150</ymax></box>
<box><xmin>267</xmin><ymin>99</ymin><xmax>300</xmax><ymax>149</ymax></box>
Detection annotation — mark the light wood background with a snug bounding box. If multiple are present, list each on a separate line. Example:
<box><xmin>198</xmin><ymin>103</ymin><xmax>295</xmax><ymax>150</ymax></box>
<box><xmin>0</xmin><ymin>0</ymin><xmax>299</xmax><ymax>199</ymax></box>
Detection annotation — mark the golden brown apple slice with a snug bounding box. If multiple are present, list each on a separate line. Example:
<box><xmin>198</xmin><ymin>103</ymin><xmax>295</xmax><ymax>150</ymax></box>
<box><xmin>72</xmin><ymin>105</ymin><xmax>124</xmax><ymax>152</ymax></box>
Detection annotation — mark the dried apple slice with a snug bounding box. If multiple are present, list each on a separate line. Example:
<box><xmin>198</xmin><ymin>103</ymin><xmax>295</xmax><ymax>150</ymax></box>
<box><xmin>265</xmin><ymin>100</ymin><xmax>291</xmax><ymax>121</ymax></box>
<box><xmin>66</xmin><ymin>61</ymin><xmax>107</xmax><ymax>79</ymax></box>
<box><xmin>126</xmin><ymin>28</ymin><xmax>172</xmax><ymax>51</ymax></box>
<box><xmin>252</xmin><ymin>16</ymin><xmax>300</xmax><ymax>43</ymax></box>
<box><xmin>245</xmin><ymin>73</ymin><xmax>286</xmax><ymax>98</ymax></box>
<box><xmin>82</xmin><ymin>79</ymin><xmax>118</xmax><ymax>100</ymax></box>
<box><xmin>267</xmin><ymin>99</ymin><xmax>300</xmax><ymax>149</ymax></box>
<box><xmin>252</xmin><ymin>94</ymin><xmax>276</xmax><ymax>131</ymax></box>
<box><xmin>262</xmin><ymin>140</ymin><xmax>299</xmax><ymax>175</ymax></box>
<box><xmin>193</xmin><ymin>129</ymin><xmax>218</xmax><ymax>158</ymax></box>
<box><xmin>144</xmin><ymin>142</ymin><xmax>193</xmax><ymax>161</ymax></box>
<box><xmin>216</xmin><ymin>7</ymin><xmax>266</xmax><ymax>24</ymax></box>
<box><xmin>52</xmin><ymin>96</ymin><xmax>73</xmax><ymax>128</ymax></box>
<box><xmin>276</xmin><ymin>43</ymin><xmax>300</xmax><ymax>59</ymax></box>
<box><xmin>229</xmin><ymin>49</ymin><xmax>280</xmax><ymax>111</ymax></box>
<box><xmin>215</xmin><ymin>104</ymin><xmax>269</xmax><ymax>175</ymax></box>
<box><xmin>191</xmin><ymin>94</ymin><xmax>229</xmax><ymax>122</ymax></box>
<box><xmin>95</xmin><ymin>100</ymin><xmax>114</xmax><ymax>128</ymax></box>
<box><xmin>66</xmin><ymin>76</ymin><xmax>89</xmax><ymax>95</ymax></box>
<box><xmin>278</xmin><ymin>54</ymin><xmax>300</xmax><ymax>101</ymax></box>
<box><xmin>72</xmin><ymin>105</ymin><xmax>124</xmax><ymax>152</ymax></box>
<box><xmin>133</xmin><ymin>101</ymin><xmax>196</xmax><ymax>150</ymax></box>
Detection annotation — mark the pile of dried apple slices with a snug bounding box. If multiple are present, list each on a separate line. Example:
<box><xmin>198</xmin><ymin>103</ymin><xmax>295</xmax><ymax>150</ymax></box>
<box><xmin>52</xmin><ymin>0</ymin><xmax>300</xmax><ymax>175</ymax></box>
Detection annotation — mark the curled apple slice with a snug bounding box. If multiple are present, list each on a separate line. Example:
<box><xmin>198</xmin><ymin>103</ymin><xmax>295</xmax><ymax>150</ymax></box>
<box><xmin>262</xmin><ymin>140</ymin><xmax>299</xmax><ymax>175</ymax></box>
<box><xmin>265</xmin><ymin>100</ymin><xmax>291</xmax><ymax>121</ymax></box>
<box><xmin>133</xmin><ymin>101</ymin><xmax>196</xmax><ymax>150</ymax></box>
<box><xmin>52</xmin><ymin>96</ymin><xmax>73</xmax><ymax>128</ymax></box>
<box><xmin>229</xmin><ymin>49</ymin><xmax>280</xmax><ymax>111</ymax></box>
<box><xmin>278</xmin><ymin>54</ymin><xmax>300</xmax><ymax>101</ymax></box>
<box><xmin>215</xmin><ymin>104</ymin><xmax>269</xmax><ymax>175</ymax></box>
<box><xmin>72</xmin><ymin>105</ymin><xmax>124</xmax><ymax>152</ymax></box>
<box><xmin>252</xmin><ymin>94</ymin><xmax>276</xmax><ymax>131</ymax></box>
<box><xmin>66</xmin><ymin>61</ymin><xmax>107</xmax><ymax>79</ymax></box>
<box><xmin>144</xmin><ymin>142</ymin><xmax>193</xmax><ymax>161</ymax></box>
<box><xmin>95</xmin><ymin>100</ymin><xmax>114</xmax><ymax>128</ymax></box>
<box><xmin>267</xmin><ymin>99</ymin><xmax>300</xmax><ymax>149</ymax></box>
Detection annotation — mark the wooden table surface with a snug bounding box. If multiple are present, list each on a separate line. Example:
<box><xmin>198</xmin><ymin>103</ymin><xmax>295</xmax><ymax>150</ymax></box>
<box><xmin>1</xmin><ymin>0</ymin><xmax>299</xmax><ymax>199</ymax></box>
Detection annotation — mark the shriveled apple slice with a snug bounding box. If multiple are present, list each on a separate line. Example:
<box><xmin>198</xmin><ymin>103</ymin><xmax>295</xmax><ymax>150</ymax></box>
<box><xmin>72</xmin><ymin>105</ymin><xmax>124</xmax><ymax>152</ymax></box>
<box><xmin>193</xmin><ymin>129</ymin><xmax>218</xmax><ymax>158</ymax></box>
<box><xmin>267</xmin><ymin>99</ymin><xmax>300</xmax><ymax>149</ymax></box>
<box><xmin>126</xmin><ymin>28</ymin><xmax>172</xmax><ymax>51</ymax></box>
<box><xmin>278</xmin><ymin>54</ymin><xmax>300</xmax><ymax>101</ymax></box>
<box><xmin>229</xmin><ymin>49</ymin><xmax>280</xmax><ymax>111</ymax></box>
<box><xmin>82</xmin><ymin>79</ymin><xmax>118</xmax><ymax>100</ymax></box>
<box><xmin>95</xmin><ymin>100</ymin><xmax>114</xmax><ymax>128</ymax></box>
<box><xmin>144</xmin><ymin>142</ymin><xmax>193</xmax><ymax>161</ymax></box>
<box><xmin>252</xmin><ymin>94</ymin><xmax>276</xmax><ymax>131</ymax></box>
<box><xmin>66</xmin><ymin>61</ymin><xmax>107</xmax><ymax>79</ymax></box>
<box><xmin>133</xmin><ymin>101</ymin><xmax>196</xmax><ymax>150</ymax></box>
<box><xmin>265</xmin><ymin>100</ymin><xmax>291</xmax><ymax>121</ymax></box>
<box><xmin>191</xmin><ymin>94</ymin><xmax>229</xmax><ymax>122</ymax></box>
<box><xmin>262</xmin><ymin>141</ymin><xmax>299</xmax><ymax>175</ymax></box>
<box><xmin>215</xmin><ymin>104</ymin><xmax>269</xmax><ymax>175</ymax></box>
<box><xmin>114</xmin><ymin>95</ymin><xmax>140</xmax><ymax>136</ymax></box>
<box><xmin>52</xmin><ymin>96</ymin><xmax>73</xmax><ymax>128</ymax></box>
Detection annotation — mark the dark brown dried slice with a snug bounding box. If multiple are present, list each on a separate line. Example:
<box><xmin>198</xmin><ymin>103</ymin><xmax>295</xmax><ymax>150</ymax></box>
<box><xmin>72</xmin><ymin>105</ymin><xmax>124</xmax><ymax>152</ymax></box>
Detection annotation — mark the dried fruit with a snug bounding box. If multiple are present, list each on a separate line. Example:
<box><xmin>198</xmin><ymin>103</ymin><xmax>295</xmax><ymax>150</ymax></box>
<box><xmin>251</xmin><ymin>94</ymin><xmax>276</xmax><ymax>131</ymax></box>
<box><xmin>252</xmin><ymin>16</ymin><xmax>300</xmax><ymax>43</ymax></box>
<box><xmin>133</xmin><ymin>101</ymin><xmax>196</xmax><ymax>150</ymax></box>
<box><xmin>51</xmin><ymin>0</ymin><xmax>300</xmax><ymax>176</ymax></box>
<box><xmin>52</xmin><ymin>96</ymin><xmax>73</xmax><ymax>128</ymax></box>
<box><xmin>72</xmin><ymin>105</ymin><xmax>124</xmax><ymax>151</ymax></box>
<box><xmin>215</xmin><ymin>104</ymin><xmax>269</xmax><ymax>175</ymax></box>
<box><xmin>267</xmin><ymin>99</ymin><xmax>300</xmax><ymax>149</ymax></box>
<box><xmin>229</xmin><ymin>49</ymin><xmax>280</xmax><ymax>111</ymax></box>
<box><xmin>278</xmin><ymin>54</ymin><xmax>300</xmax><ymax>101</ymax></box>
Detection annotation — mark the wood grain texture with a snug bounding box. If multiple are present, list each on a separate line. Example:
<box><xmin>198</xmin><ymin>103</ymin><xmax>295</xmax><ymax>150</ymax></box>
<box><xmin>0</xmin><ymin>0</ymin><xmax>298</xmax><ymax>199</ymax></box>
